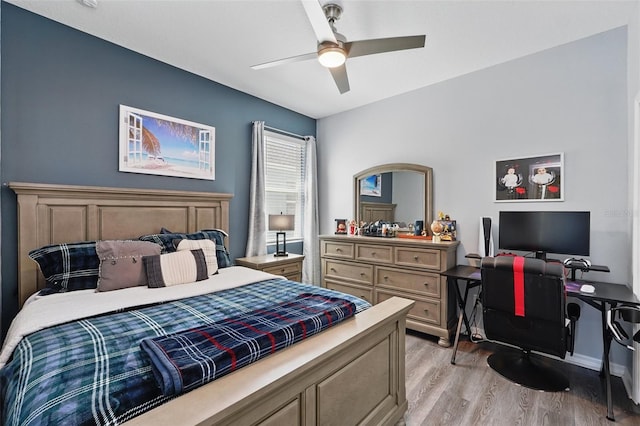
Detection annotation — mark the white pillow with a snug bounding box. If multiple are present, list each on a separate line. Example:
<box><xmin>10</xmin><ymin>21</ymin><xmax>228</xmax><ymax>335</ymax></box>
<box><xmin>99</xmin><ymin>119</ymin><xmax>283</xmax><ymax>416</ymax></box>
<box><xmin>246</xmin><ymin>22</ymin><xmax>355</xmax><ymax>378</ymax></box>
<box><xmin>144</xmin><ymin>249</ymin><xmax>208</xmax><ymax>287</ymax></box>
<box><xmin>174</xmin><ymin>238</ymin><xmax>218</xmax><ymax>275</ymax></box>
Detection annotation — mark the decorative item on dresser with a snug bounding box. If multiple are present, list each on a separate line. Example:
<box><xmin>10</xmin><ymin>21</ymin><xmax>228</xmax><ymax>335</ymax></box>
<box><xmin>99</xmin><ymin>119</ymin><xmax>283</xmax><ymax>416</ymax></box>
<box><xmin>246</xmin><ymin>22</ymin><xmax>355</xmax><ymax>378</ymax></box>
<box><xmin>320</xmin><ymin>234</ymin><xmax>459</xmax><ymax>346</ymax></box>
<box><xmin>235</xmin><ymin>253</ymin><xmax>304</xmax><ymax>281</ymax></box>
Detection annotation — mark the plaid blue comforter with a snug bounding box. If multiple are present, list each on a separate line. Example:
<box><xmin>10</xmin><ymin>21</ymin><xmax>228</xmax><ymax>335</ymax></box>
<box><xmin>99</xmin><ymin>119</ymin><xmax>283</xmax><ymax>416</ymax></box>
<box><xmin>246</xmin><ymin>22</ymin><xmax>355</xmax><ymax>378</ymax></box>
<box><xmin>0</xmin><ymin>279</ymin><xmax>370</xmax><ymax>426</ymax></box>
<box><xmin>141</xmin><ymin>293</ymin><xmax>356</xmax><ymax>396</ymax></box>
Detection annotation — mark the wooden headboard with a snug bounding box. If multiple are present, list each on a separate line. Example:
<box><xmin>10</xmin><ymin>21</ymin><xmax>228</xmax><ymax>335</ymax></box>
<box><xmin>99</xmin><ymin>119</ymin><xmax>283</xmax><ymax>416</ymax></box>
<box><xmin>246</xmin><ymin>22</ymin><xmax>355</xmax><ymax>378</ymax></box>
<box><xmin>9</xmin><ymin>182</ymin><xmax>233</xmax><ymax>307</ymax></box>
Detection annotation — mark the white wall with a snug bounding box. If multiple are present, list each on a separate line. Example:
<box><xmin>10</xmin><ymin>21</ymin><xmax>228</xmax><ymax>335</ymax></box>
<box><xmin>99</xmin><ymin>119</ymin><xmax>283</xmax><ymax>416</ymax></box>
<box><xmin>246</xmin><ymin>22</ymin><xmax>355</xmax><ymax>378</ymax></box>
<box><xmin>317</xmin><ymin>27</ymin><xmax>628</xmax><ymax>362</ymax></box>
<box><xmin>627</xmin><ymin>0</ymin><xmax>640</xmax><ymax>404</ymax></box>
<box><xmin>392</xmin><ymin>171</ymin><xmax>423</xmax><ymax>224</ymax></box>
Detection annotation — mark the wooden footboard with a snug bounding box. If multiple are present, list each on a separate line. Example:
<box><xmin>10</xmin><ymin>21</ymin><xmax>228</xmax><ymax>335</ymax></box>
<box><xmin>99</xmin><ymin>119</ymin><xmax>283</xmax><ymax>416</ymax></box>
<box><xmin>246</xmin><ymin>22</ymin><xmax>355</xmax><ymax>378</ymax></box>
<box><xmin>125</xmin><ymin>296</ymin><xmax>414</xmax><ymax>426</ymax></box>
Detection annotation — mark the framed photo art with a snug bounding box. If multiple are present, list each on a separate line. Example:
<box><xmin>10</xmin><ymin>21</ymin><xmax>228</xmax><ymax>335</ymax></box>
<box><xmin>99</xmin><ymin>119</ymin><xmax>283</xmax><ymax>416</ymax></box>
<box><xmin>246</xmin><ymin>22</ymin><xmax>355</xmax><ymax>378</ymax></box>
<box><xmin>119</xmin><ymin>105</ymin><xmax>215</xmax><ymax>180</ymax></box>
<box><xmin>360</xmin><ymin>174</ymin><xmax>382</xmax><ymax>196</ymax></box>
<box><xmin>495</xmin><ymin>152</ymin><xmax>564</xmax><ymax>202</ymax></box>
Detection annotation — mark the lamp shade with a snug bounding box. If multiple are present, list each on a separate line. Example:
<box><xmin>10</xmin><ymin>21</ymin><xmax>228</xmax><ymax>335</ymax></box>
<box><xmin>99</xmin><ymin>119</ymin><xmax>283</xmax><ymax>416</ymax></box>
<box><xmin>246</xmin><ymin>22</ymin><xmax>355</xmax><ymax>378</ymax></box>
<box><xmin>269</xmin><ymin>214</ymin><xmax>295</xmax><ymax>231</ymax></box>
<box><xmin>318</xmin><ymin>44</ymin><xmax>346</xmax><ymax>68</ymax></box>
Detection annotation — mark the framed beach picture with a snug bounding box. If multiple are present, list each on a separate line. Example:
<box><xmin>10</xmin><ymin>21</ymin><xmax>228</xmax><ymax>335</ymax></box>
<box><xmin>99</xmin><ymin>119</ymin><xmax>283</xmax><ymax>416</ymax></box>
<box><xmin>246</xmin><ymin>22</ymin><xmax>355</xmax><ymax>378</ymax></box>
<box><xmin>360</xmin><ymin>174</ymin><xmax>382</xmax><ymax>197</ymax></box>
<box><xmin>119</xmin><ymin>105</ymin><xmax>215</xmax><ymax>180</ymax></box>
<box><xmin>495</xmin><ymin>152</ymin><xmax>564</xmax><ymax>202</ymax></box>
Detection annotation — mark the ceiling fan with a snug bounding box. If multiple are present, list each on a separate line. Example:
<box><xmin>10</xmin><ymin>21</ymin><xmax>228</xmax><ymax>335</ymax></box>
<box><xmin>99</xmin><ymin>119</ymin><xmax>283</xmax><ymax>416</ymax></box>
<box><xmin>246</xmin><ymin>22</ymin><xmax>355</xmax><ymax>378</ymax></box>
<box><xmin>251</xmin><ymin>0</ymin><xmax>426</xmax><ymax>94</ymax></box>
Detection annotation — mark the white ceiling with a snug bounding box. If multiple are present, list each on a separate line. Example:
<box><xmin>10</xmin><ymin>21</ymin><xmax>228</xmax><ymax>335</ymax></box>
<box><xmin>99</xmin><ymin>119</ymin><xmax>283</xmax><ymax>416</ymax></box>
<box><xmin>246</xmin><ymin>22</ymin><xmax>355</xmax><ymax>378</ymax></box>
<box><xmin>5</xmin><ymin>0</ymin><xmax>637</xmax><ymax>118</ymax></box>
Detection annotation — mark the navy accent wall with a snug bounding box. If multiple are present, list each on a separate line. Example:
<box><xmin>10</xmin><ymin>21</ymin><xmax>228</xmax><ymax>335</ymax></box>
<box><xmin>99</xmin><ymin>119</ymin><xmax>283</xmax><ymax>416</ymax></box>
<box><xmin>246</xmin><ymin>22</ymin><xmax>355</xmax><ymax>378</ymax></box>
<box><xmin>0</xmin><ymin>3</ymin><xmax>315</xmax><ymax>333</ymax></box>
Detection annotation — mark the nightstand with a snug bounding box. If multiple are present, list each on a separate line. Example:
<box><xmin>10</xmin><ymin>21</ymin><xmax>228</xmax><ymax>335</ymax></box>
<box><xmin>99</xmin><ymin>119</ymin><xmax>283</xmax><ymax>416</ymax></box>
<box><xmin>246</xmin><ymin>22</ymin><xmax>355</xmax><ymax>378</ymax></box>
<box><xmin>235</xmin><ymin>253</ymin><xmax>305</xmax><ymax>282</ymax></box>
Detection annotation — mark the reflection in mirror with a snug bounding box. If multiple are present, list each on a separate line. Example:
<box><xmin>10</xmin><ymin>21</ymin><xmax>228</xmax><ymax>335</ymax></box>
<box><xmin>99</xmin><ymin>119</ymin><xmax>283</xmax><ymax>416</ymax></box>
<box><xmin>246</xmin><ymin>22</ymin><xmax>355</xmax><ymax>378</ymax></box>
<box><xmin>354</xmin><ymin>163</ymin><xmax>433</xmax><ymax>233</ymax></box>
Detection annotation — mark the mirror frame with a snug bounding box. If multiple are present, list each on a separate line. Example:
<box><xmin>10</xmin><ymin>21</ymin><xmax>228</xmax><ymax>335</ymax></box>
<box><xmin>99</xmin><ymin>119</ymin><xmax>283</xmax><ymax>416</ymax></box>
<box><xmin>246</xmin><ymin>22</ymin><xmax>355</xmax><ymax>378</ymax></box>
<box><xmin>354</xmin><ymin>163</ymin><xmax>434</xmax><ymax>230</ymax></box>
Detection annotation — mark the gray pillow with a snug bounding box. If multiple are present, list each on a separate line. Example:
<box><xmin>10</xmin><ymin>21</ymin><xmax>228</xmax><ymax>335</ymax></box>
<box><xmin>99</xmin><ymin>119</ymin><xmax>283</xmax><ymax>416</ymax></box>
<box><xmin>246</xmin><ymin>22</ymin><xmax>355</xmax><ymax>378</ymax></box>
<box><xmin>96</xmin><ymin>240</ymin><xmax>162</xmax><ymax>292</ymax></box>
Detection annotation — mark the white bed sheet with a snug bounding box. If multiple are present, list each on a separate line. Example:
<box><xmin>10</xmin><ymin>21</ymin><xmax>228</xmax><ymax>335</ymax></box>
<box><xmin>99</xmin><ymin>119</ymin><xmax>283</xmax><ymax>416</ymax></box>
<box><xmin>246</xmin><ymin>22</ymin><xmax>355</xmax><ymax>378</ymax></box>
<box><xmin>0</xmin><ymin>266</ymin><xmax>279</xmax><ymax>367</ymax></box>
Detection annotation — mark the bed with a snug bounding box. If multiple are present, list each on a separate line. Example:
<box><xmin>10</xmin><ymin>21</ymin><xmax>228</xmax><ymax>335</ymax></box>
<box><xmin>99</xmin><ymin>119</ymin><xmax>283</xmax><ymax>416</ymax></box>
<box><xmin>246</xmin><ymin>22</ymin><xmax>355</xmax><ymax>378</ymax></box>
<box><xmin>1</xmin><ymin>182</ymin><xmax>413</xmax><ymax>426</ymax></box>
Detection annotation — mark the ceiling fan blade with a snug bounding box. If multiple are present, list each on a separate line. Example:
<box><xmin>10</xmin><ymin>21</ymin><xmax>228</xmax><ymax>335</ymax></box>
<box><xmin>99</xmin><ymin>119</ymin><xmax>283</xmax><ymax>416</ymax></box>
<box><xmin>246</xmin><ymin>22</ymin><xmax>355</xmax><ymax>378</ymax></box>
<box><xmin>345</xmin><ymin>35</ymin><xmax>426</xmax><ymax>59</ymax></box>
<box><xmin>251</xmin><ymin>52</ymin><xmax>318</xmax><ymax>70</ymax></box>
<box><xmin>301</xmin><ymin>0</ymin><xmax>337</xmax><ymax>44</ymax></box>
<box><xmin>329</xmin><ymin>64</ymin><xmax>350</xmax><ymax>94</ymax></box>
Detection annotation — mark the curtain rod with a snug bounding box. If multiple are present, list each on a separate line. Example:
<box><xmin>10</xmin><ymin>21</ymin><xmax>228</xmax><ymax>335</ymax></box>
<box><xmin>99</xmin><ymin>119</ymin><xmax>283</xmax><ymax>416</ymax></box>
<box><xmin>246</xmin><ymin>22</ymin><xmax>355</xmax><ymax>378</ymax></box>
<box><xmin>264</xmin><ymin>125</ymin><xmax>306</xmax><ymax>141</ymax></box>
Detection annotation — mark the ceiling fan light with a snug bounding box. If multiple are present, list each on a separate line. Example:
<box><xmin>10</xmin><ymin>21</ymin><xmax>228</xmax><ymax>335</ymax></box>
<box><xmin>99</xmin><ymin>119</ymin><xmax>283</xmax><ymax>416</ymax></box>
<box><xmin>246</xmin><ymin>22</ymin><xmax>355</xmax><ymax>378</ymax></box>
<box><xmin>318</xmin><ymin>45</ymin><xmax>346</xmax><ymax>68</ymax></box>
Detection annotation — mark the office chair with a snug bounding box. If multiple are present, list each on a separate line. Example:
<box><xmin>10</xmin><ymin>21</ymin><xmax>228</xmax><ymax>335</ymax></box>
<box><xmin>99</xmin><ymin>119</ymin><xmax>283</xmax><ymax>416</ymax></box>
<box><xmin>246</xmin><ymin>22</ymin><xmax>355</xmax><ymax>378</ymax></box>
<box><xmin>607</xmin><ymin>305</ymin><xmax>640</xmax><ymax>351</ymax></box>
<box><xmin>481</xmin><ymin>256</ymin><xmax>580</xmax><ymax>391</ymax></box>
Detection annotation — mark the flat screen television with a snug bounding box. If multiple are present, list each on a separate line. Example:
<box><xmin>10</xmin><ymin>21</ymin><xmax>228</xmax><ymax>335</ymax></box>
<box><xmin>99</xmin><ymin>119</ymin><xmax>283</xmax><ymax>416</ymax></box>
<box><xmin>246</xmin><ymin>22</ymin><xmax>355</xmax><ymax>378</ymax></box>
<box><xmin>498</xmin><ymin>211</ymin><xmax>590</xmax><ymax>260</ymax></box>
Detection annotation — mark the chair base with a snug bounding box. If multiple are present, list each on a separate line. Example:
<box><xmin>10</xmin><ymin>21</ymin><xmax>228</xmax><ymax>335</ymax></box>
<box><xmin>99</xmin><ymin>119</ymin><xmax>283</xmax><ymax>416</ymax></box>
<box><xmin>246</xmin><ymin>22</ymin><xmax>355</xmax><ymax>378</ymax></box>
<box><xmin>487</xmin><ymin>350</ymin><xmax>569</xmax><ymax>392</ymax></box>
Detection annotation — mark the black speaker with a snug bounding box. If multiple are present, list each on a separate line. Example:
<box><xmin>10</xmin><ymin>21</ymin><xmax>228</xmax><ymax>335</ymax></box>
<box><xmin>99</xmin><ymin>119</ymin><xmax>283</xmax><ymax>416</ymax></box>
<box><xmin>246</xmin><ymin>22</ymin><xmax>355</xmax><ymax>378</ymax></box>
<box><xmin>478</xmin><ymin>217</ymin><xmax>494</xmax><ymax>256</ymax></box>
<box><xmin>482</xmin><ymin>217</ymin><xmax>491</xmax><ymax>255</ymax></box>
<box><xmin>414</xmin><ymin>220</ymin><xmax>424</xmax><ymax>236</ymax></box>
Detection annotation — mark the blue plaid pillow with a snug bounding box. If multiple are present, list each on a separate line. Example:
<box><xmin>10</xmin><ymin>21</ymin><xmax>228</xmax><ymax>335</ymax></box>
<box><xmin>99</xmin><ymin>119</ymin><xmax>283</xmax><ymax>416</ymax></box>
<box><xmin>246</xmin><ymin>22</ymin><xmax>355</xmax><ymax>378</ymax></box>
<box><xmin>28</xmin><ymin>241</ymin><xmax>100</xmax><ymax>294</ymax></box>
<box><xmin>139</xmin><ymin>229</ymin><xmax>232</xmax><ymax>268</ymax></box>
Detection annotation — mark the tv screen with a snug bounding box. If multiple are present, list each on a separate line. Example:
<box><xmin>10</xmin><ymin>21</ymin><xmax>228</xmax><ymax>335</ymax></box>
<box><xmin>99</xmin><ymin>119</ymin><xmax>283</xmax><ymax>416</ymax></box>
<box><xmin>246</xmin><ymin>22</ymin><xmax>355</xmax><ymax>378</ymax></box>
<box><xmin>498</xmin><ymin>211</ymin><xmax>590</xmax><ymax>258</ymax></box>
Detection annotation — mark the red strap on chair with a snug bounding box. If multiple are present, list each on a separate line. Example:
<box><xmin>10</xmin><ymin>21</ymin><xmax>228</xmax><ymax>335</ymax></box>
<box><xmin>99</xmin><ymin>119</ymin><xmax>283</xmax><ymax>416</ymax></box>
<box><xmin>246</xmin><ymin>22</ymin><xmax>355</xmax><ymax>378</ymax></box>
<box><xmin>513</xmin><ymin>257</ymin><xmax>525</xmax><ymax>317</ymax></box>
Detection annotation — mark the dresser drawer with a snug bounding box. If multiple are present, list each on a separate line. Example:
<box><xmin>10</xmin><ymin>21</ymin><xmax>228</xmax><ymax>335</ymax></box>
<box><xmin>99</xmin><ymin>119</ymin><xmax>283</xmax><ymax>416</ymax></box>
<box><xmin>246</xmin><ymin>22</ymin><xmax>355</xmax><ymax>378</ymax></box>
<box><xmin>377</xmin><ymin>290</ymin><xmax>441</xmax><ymax>326</ymax></box>
<box><xmin>395</xmin><ymin>247</ymin><xmax>441</xmax><ymax>270</ymax></box>
<box><xmin>321</xmin><ymin>240</ymin><xmax>355</xmax><ymax>259</ymax></box>
<box><xmin>355</xmin><ymin>244</ymin><xmax>393</xmax><ymax>264</ymax></box>
<box><xmin>263</xmin><ymin>262</ymin><xmax>301</xmax><ymax>277</ymax></box>
<box><xmin>324</xmin><ymin>279</ymin><xmax>373</xmax><ymax>305</ymax></box>
<box><xmin>375</xmin><ymin>267</ymin><xmax>440</xmax><ymax>298</ymax></box>
<box><xmin>323</xmin><ymin>259</ymin><xmax>373</xmax><ymax>285</ymax></box>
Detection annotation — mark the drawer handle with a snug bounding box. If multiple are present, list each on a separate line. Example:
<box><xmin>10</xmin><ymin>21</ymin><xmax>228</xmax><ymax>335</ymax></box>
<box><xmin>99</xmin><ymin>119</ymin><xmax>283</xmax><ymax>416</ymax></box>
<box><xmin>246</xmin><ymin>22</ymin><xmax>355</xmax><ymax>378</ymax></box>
<box><xmin>330</xmin><ymin>267</ymin><xmax>337</xmax><ymax>272</ymax></box>
<box><xmin>414</xmin><ymin>255</ymin><xmax>419</xmax><ymax>261</ymax></box>
<box><xmin>371</xmin><ymin>252</ymin><xmax>376</xmax><ymax>256</ymax></box>
<box><xmin>336</xmin><ymin>248</ymin><xmax>342</xmax><ymax>252</ymax></box>
<box><xmin>360</xmin><ymin>272</ymin><xmax>366</xmax><ymax>276</ymax></box>
<box><xmin>384</xmin><ymin>275</ymin><xmax>389</xmax><ymax>280</ymax></box>
<box><xmin>281</xmin><ymin>268</ymin><xmax>285</xmax><ymax>273</ymax></box>
<box><xmin>423</xmin><ymin>282</ymin><xmax>429</xmax><ymax>287</ymax></box>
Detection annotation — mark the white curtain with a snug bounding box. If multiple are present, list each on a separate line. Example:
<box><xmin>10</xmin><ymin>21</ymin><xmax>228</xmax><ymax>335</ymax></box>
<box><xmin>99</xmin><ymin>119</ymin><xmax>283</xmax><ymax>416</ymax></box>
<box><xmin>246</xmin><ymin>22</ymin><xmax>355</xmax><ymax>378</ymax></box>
<box><xmin>245</xmin><ymin>121</ymin><xmax>267</xmax><ymax>257</ymax></box>
<box><xmin>303</xmin><ymin>136</ymin><xmax>320</xmax><ymax>285</ymax></box>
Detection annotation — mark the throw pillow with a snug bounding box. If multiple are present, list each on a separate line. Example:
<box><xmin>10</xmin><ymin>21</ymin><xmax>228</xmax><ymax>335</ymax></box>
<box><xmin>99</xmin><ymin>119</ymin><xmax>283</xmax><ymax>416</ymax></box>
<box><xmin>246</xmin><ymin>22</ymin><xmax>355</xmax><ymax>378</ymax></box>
<box><xmin>144</xmin><ymin>249</ymin><xmax>208</xmax><ymax>288</ymax></box>
<box><xmin>174</xmin><ymin>239</ymin><xmax>218</xmax><ymax>275</ymax></box>
<box><xmin>96</xmin><ymin>240</ymin><xmax>162</xmax><ymax>292</ymax></box>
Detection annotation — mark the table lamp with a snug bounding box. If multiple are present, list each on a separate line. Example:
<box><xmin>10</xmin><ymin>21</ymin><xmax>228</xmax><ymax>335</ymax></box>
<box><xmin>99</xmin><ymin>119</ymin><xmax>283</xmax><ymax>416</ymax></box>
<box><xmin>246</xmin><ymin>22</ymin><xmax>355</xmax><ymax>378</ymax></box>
<box><xmin>269</xmin><ymin>213</ymin><xmax>295</xmax><ymax>257</ymax></box>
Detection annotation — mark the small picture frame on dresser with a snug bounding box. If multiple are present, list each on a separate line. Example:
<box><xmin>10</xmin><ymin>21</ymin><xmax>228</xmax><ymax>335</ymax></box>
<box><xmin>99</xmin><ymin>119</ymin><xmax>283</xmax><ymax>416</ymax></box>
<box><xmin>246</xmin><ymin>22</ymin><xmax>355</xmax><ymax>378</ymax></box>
<box><xmin>335</xmin><ymin>219</ymin><xmax>347</xmax><ymax>234</ymax></box>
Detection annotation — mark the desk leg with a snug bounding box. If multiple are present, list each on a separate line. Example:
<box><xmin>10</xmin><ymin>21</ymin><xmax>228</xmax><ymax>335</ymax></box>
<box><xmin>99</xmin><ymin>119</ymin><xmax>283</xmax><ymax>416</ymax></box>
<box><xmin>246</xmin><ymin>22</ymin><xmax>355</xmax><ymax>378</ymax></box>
<box><xmin>601</xmin><ymin>302</ymin><xmax>615</xmax><ymax>421</ymax></box>
<box><xmin>451</xmin><ymin>309</ymin><xmax>465</xmax><ymax>365</ymax></box>
<box><xmin>450</xmin><ymin>277</ymin><xmax>469</xmax><ymax>365</ymax></box>
<box><xmin>452</xmin><ymin>278</ymin><xmax>473</xmax><ymax>335</ymax></box>
<box><xmin>461</xmin><ymin>284</ymin><xmax>473</xmax><ymax>336</ymax></box>
<box><xmin>450</xmin><ymin>277</ymin><xmax>480</xmax><ymax>365</ymax></box>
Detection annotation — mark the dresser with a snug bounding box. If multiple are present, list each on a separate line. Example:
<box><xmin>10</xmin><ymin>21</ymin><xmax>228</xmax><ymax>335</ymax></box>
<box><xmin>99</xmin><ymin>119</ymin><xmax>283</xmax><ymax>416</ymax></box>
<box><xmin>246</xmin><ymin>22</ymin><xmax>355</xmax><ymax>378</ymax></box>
<box><xmin>320</xmin><ymin>235</ymin><xmax>458</xmax><ymax>346</ymax></box>
<box><xmin>235</xmin><ymin>253</ymin><xmax>304</xmax><ymax>282</ymax></box>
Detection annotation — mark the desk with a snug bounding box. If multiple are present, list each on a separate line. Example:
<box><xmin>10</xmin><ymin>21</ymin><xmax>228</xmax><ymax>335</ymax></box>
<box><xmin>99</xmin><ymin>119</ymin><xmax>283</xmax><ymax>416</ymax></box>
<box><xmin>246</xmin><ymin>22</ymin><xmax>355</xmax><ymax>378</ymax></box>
<box><xmin>444</xmin><ymin>266</ymin><xmax>640</xmax><ymax>421</ymax></box>
<box><xmin>442</xmin><ymin>265</ymin><xmax>482</xmax><ymax>364</ymax></box>
<box><xmin>566</xmin><ymin>280</ymin><xmax>640</xmax><ymax>421</ymax></box>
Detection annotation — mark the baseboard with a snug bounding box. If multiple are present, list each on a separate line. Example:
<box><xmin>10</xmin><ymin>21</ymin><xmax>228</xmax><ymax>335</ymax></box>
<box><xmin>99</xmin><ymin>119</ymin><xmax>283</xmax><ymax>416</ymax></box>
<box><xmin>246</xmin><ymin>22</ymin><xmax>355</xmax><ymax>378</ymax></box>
<box><xmin>562</xmin><ymin>352</ymin><xmax>625</xmax><ymax>377</ymax></box>
<box><xmin>622</xmin><ymin>367</ymin><xmax>634</xmax><ymax>399</ymax></box>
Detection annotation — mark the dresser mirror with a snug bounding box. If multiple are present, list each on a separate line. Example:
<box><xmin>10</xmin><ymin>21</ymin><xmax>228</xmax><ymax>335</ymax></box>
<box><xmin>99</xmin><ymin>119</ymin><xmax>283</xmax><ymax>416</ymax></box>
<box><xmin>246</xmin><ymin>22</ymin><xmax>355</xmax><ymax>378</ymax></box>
<box><xmin>354</xmin><ymin>163</ymin><xmax>433</xmax><ymax>231</ymax></box>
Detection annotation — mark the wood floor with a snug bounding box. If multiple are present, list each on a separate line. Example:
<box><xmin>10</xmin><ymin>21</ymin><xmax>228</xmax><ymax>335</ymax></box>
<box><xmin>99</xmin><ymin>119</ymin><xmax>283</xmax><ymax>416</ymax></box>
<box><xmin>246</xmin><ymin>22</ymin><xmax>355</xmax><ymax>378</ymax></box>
<box><xmin>404</xmin><ymin>330</ymin><xmax>640</xmax><ymax>426</ymax></box>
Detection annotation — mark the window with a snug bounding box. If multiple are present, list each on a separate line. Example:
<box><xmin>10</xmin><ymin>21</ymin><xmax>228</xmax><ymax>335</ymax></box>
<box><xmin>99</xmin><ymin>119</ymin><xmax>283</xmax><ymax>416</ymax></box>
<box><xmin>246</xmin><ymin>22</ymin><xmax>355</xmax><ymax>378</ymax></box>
<box><xmin>264</xmin><ymin>130</ymin><xmax>305</xmax><ymax>243</ymax></box>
